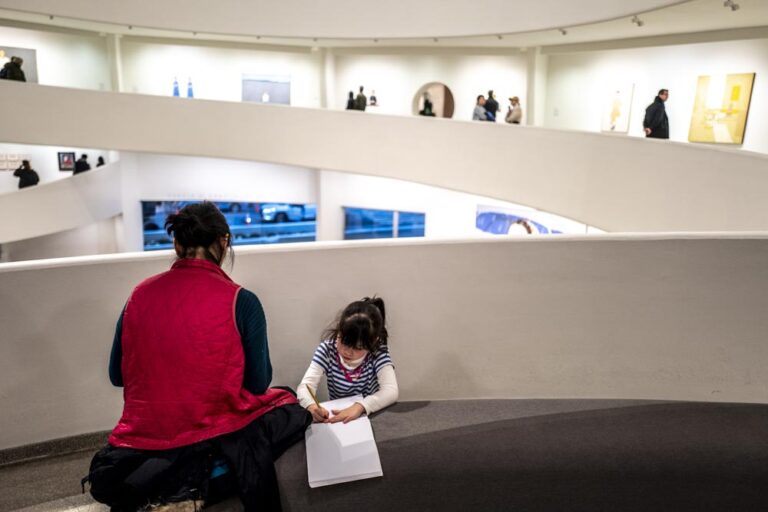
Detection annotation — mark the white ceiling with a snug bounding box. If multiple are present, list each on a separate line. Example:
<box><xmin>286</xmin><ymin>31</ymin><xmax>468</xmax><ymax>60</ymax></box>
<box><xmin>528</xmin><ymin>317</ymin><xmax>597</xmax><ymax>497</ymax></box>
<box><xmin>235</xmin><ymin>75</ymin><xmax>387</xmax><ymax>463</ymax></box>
<box><xmin>0</xmin><ymin>0</ymin><xmax>686</xmax><ymax>39</ymax></box>
<box><xmin>0</xmin><ymin>0</ymin><xmax>766</xmax><ymax>48</ymax></box>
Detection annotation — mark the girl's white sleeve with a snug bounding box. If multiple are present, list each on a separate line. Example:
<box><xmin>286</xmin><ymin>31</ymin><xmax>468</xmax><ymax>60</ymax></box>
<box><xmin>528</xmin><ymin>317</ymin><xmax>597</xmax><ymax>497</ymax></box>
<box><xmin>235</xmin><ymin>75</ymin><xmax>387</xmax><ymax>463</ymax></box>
<box><xmin>359</xmin><ymin>365</ymin><xmax>399</xmax><ymax>415</ymax></box>
<box><xmin>297</xmin><ymin>361</ymin><xmax>325</xmax><ymax>410</ymax></box>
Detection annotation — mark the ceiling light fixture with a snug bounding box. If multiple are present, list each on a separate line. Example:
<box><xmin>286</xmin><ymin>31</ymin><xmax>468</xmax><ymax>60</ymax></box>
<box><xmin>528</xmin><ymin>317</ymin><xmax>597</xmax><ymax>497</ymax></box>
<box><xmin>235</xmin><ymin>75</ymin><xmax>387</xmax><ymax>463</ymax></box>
<box><xmin>724</xmin><ymin>0</ymin><xmax>740</xmax><ymax>11</ymax></box>
<box><xmin>631</xmin><ymin>15</ymin><xmax>645</xmax><ymax>27</ymax></box>
<box><xmin>433</xmin><ymin>38</ymin><xmax>439</xmax><ymax>43</ymax></box>
<box><xmin>48</xmin><ymin>15</ymin><xmax>54</xmax><ymax>20</ymax></box>
<box><xmin>373</xmin><ymin>38</ymin><xmax>379</xmax><ymax>43</ymax></box>
<box><xmin>497</xmin><ymin>35</ymin><xmax>503</xmax><ymax>40</ymax></box>
<box><xmin>558</xmin><ymin>28</ymin><xmax>567</xmax><ymax>36</ymax></box>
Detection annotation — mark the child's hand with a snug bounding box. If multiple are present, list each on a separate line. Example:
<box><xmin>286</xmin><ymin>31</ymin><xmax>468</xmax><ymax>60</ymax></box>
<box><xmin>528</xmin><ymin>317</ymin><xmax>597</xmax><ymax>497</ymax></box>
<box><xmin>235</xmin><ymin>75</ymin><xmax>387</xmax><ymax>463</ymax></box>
<box><xmin>329</xmin><ymin>403</ymin><xmax>366</xmax><ymax>424</ymax></box>
<box><xmin>308</xmin><ymin>404</ymin><xmax>330</xmax><ymax>423</ymax></box>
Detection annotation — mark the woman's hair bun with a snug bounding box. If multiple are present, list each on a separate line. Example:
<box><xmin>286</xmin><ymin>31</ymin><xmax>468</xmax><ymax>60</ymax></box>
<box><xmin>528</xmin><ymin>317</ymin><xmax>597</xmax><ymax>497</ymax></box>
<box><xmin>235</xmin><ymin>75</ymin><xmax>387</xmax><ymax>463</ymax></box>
<box><xmin>164</xmin><ymin>202</ymin><xmax>232</xmax><ymax>262</ymax></box>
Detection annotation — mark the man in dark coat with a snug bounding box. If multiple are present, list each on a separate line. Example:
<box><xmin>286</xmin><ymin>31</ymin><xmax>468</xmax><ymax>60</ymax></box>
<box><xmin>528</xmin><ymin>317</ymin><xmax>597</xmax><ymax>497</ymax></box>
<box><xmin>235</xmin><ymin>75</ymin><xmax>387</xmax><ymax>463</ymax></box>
<box><xmin>74</xmin><ymin>154</ymin><xmax>91</xmax><ymax>175</ymax></box>
<box><xmin>643</xmin><ymin>89</ymin><xmax>669</xmax><ymax>139</ymax></box>
<box><xmin>13</xmin><ymin>160</ymin><xmax>39</xmax><ymax>189</ymax></box>
<box><xmin>485</xmin><ymin>90</ymin><xmax>499</xmax><ymax>123</ymax></box>
<box><xmin>0</xmin><ymin>56</ymin><xmax>27</xmax><ymax>82</ymax></box>
<box><xmin>355</xmin><ymin>86</ymin><xmax>367</xmax><ymax>111</ymax></box>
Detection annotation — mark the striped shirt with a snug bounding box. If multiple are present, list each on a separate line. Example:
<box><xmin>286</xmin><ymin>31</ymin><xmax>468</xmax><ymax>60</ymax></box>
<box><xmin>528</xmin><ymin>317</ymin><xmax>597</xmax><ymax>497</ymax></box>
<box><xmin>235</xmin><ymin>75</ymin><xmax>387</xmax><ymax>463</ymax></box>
<box><xmin>311</xmin><ymin>339</ymin><xmax>394</xmax><ymax>400</ymax></box>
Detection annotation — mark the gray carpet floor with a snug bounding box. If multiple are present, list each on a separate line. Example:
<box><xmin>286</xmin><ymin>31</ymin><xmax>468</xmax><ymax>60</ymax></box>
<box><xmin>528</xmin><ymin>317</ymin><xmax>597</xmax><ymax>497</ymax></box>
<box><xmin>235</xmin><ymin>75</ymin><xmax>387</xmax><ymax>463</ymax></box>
<box><xmin>2</xmin><ymin>399</ymin><xmax>768</xmax><ymax>512</ymax></box>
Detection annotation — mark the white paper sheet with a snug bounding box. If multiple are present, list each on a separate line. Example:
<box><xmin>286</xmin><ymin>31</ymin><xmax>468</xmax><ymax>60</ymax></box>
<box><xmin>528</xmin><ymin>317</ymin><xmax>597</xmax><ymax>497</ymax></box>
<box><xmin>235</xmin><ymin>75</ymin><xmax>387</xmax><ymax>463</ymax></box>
<box><xmin>305</xmin><ymin>395</ymin><xmax>383</xmax><ymax>488</ymax></box>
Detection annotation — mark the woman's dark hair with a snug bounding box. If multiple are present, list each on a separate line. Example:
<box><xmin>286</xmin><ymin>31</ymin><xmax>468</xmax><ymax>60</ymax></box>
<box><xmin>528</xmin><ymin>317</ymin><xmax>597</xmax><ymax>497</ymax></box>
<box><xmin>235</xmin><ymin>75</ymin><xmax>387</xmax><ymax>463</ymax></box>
<box><xmin>164</xmin><ymin>201</ymin><xmax>233</xmax><ymax>266</ymax></box>
<box><xmin>323</xmin><ymin>297</ymin><xmax>388</xmax><ymax>354</ymax></box>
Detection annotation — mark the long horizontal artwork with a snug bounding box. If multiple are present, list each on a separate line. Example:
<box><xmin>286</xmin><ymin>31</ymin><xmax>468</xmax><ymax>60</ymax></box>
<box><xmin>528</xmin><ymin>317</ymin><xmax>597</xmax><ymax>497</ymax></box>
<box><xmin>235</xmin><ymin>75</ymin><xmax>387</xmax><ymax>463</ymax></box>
<box><xmin>688</xmin><ymin>73</ymin><xmax>755</xmax><ymax>145</ymax></box>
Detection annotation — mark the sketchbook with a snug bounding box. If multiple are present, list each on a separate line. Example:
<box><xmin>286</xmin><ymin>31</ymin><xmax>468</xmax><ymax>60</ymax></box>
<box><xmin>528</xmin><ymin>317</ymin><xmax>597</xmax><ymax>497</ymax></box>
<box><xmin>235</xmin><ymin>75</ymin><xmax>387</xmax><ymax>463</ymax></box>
<box><xmin>305</xmin><ymin>395</ymin><xmax>383</xmax><ymax>488</ymax></box>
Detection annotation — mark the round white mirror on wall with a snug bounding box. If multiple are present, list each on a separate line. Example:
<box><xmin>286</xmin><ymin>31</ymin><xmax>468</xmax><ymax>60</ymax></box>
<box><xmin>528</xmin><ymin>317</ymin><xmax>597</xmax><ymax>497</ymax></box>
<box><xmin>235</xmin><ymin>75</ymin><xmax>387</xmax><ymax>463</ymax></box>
<box><xmin>412</xmin><ymin>82</ymin><xmax>455</xmax><ymax>119</ymax></box>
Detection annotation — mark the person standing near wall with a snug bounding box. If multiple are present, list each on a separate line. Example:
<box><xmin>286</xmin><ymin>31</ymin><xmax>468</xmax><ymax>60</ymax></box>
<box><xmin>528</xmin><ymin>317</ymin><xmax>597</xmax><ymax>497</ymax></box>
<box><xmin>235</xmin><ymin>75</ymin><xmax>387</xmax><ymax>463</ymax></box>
<box><xmin>73</xmin><ymin>154</ymin><xmax>91</xmax><ymax>175</ymax></box>
<box><xmin>0</xmin><ymin>56</ymin><xmax>26</xmax><ymax>82</ymax></box>
<box><xmin>473</xmin><ymin>95</ymin><xmax>488</xmax><ymax>121</ymax></box>
<box><xmin>97</xmin><ymin>156</ymin><xmax>105</xmax><ymax>167</ymax></box>
<box><xmin>355</xmin><ymin>86</ymin><xmax>367</xmax><ymax>111</ymax></box>
<box><xmin>643</xmin><ymin>89</ymin><xmax>670</xmax><ymax>139</ymax></box>
<box><xmin>345</xmin><ymin>91</ymin><xmax>356</xmax><ymax>110</ymax></box>
<box><xmin>485</xmin><ymin>90</ymin><xmax>499</xmax><ymax>122</ymax></box>
<box><xmin>13</xmin><ymin>160</ymin><xmax>39</xmax><ymax>189</ymax></box>
<box><xmin>505</xmin><ymin>96</ymin><xmax>523</xmax><ymax>124</ymax></box>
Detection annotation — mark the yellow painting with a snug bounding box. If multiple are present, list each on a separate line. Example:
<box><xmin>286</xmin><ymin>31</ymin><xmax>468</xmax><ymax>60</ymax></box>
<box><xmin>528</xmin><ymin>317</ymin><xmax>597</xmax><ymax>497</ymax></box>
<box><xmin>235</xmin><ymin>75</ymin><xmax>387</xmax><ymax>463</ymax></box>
<box><xmin>688</xmin><ymin>73</ymin><xmax>755</xmax><ymax>144</ymax></box>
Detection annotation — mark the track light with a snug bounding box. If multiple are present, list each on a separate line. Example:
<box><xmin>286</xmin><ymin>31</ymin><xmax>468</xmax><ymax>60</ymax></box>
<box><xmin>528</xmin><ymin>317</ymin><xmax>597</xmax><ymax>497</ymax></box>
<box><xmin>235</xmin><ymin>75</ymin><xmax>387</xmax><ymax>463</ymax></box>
<box><xmin>631</xmin><ymin>16</ymin><xmax>644</xmax><ymax>27</ymax></box>
<box><xmin>497</xmin><ymin>35</ymin><xmax>503</xmax><ymax>40</ymax></box>
<box><xmin>433</xmin><ymin>37</ymin><xmax>439</xmax><ymax>43</ymax></box>
<box><xmin>558</xmin><ymin>28</ymin><xmax>567</xmax><ymax>36</ymax></box>
<box><xmin>724</xmin><ymin>0</ymin><xmax>740</xmax><ymax>11</ymax></box>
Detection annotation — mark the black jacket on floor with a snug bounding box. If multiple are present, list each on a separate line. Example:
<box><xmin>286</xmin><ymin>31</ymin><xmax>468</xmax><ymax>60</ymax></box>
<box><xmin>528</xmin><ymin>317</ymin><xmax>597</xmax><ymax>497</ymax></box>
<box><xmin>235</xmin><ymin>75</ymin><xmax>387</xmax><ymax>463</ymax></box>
<box><xmin>643</xmin><ymin>97</ymin><xmax>669</xmax><ymax>139</ymax></box>
<box><xmin>84</xmin><ymin>403</ymin><xmax>311</xmax><ymax>512</ymax></box>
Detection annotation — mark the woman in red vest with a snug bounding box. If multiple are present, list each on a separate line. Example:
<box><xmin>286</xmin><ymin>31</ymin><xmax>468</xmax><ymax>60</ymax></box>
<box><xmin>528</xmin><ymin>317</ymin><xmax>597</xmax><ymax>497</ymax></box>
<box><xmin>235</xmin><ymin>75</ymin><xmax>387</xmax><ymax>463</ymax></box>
<box><xmin>85</xmin><ymin>202</ymin><xmax>310</xmax><ymax>511</ymax></box>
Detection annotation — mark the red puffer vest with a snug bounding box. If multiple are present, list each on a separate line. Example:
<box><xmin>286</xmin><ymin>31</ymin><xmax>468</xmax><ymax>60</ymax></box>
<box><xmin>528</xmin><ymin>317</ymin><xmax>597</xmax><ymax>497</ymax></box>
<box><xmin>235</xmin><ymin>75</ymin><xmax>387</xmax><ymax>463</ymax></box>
<box><xmin>109</xmin><ymin>258</ymin><xmax>296</xmax><ymax>450</ymax></box>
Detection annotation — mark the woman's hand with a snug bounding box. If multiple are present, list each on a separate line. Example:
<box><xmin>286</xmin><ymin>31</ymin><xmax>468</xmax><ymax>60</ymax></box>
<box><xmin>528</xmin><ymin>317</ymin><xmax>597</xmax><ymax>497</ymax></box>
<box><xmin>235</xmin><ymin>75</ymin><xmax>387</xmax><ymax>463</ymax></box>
<box><xmin>308</xmin><ymin>404</ymin><xmax>330</xmax><ymax>423</ymax></box>
<box><xmin>329</xmin><ymin>403</ymin><xmax>366</xmax><ymax>424</ymax></box>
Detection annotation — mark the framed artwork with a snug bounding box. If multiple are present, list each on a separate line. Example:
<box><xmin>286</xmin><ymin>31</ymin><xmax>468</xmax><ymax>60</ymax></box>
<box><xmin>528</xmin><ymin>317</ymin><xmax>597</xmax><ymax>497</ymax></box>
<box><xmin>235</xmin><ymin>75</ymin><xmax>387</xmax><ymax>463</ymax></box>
<box><xmin>601</xmin><ymin>84</ymin><xmax>634</xmax><ymax>133</ymax></box>
<box><xmin>688</xmin><ymin>73</ymin><xmax>755</xmax><ymax>145</ymax></box>
<box><xmin>242</xmin><ymin>74</ymin><xmax>291</xmax><ymax>105</ymax></box>
<box><xmin>58</xmin><ymin>152</ymin><xmax>76</xmax><ymax>171</ymax></box>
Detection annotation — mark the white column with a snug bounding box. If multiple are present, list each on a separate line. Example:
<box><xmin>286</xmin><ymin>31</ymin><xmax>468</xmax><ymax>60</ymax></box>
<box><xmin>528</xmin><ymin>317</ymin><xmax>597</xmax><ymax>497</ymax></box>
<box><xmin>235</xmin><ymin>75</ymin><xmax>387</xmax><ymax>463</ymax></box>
<box><xmin>525</xmin><ymin>47</ymin><xmax>548</xmax><ymax>126</ymax></box>
<box><xmin>315</xmin><ymin>169</ymin><xmax>345</xmax><ymax>241</ymax></box>
<box><xmin>106</xmin><ymin>34</ymin><xmax>124</xmax><ymax>93</ymax></box>
<box><xmin>320</xmin><ymin>48</ymin><xmax>336</xmax><ymax>110</ymax></box>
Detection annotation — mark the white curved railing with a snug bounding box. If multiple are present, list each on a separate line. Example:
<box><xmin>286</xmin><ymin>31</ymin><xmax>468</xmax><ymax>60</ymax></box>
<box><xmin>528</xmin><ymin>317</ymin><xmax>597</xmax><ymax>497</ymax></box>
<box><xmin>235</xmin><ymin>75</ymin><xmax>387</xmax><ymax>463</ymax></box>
<box><xmin>1</xmin><ymin>234</ymin><xmax>767</xmax><ymax>449</ymax></box>
<box><xmin>0</xmin><ymin>0</ymin><xmax>684</xmax><ymax>39</ymax></box>
<box><xmin>0</xmin><ymin>160</ymin><xmax>122</xmax><ymax>243</ymax></box>
<box><xmin>1</xmin><ymin>81</ymin><xmax>767</xmax><ymax>234</ymax></box>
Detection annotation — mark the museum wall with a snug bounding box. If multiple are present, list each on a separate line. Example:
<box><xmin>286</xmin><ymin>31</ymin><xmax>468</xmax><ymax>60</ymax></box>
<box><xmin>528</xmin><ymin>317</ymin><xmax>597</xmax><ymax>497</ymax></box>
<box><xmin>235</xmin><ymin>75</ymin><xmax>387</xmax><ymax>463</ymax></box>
<box><xmin>0</xmin><ymin>24</ymin><xmax>111</xmax><ymax>90</ymax></box>
<box><xmin>0</xmin><ymin>143</ymin><xmax>110</xmax><ymax>194</ymax></box>
<box><xmin>0</xmin><ymin>148</ymin><xmax>556</xmax><ymax>260</ymax></box>
<box><xmin>544</xmin><ymin>36</ymin><xmax>768</xmax><ymax>153</ymax></box>
<box><xmin>332</xmin><ymin>51</ymin><xmax>528</xmax><ymax>120</ymax></box>
<box><xmin>120</xmin><ymin>38</ymin><xmax>324</xmax><ymax>107</ymax></box>
<box><xmin>2</xmin><ymin>234</ymin><xmax>767</xmax><ymax>449</ymax></box>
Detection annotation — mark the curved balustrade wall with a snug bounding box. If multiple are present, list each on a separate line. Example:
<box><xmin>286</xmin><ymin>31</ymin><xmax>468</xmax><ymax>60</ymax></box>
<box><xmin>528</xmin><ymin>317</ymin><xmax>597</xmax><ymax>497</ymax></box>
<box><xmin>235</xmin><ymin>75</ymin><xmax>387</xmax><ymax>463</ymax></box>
<box><xmin>1</xmin><ymin>235</ymin><xmax>767</xmax><ymax>449</ymax></box>
<box><xmin>0</xmin><ymin>160</ymin><xmax>122</xmax><ymax>243</ymax></box>
<box><xmin>2</xmin><ymin>82</ymin><xmax>768</xmax><ymax>234</ymax></box>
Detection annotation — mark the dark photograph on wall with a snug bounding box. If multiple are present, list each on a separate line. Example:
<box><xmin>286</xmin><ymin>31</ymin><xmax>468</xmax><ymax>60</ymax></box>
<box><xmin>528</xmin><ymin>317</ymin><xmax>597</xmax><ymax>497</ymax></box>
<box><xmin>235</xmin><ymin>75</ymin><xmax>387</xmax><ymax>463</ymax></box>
<box><xmin>242</xmin><ymin>74</ymin><xmax>291</xmax><ymax>105</ymax></box>
<box><xmin>58</xmin><ymin>152</ymin><xmax>76</xmax><ymax>171</ymax></box>
<box><xmin>142</xmin><ymin>200</ymin><xmax>316</xmax><ymax>251</ymax></box>
<box><xmin>0</xmin><ymin>46</ymin><xmax>39</xmax><ymax>83</ymax></box>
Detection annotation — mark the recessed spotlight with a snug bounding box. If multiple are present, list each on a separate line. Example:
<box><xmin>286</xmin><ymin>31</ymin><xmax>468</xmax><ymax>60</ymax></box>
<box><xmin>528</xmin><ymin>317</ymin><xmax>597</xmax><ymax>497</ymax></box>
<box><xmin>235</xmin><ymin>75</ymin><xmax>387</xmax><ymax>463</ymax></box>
<box><xmin>558</xmin><ymin>28</ymin><xmax>567</xmax><ymax>36</ymax></box>
<box><xmin>724</xmin><ymin>0</ymin><xmax>740</xmax><ymax>11</ymax></box>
